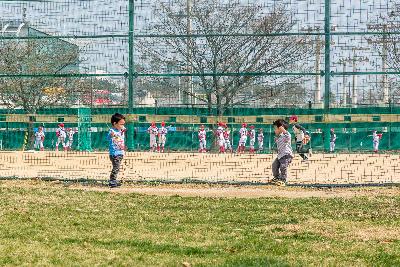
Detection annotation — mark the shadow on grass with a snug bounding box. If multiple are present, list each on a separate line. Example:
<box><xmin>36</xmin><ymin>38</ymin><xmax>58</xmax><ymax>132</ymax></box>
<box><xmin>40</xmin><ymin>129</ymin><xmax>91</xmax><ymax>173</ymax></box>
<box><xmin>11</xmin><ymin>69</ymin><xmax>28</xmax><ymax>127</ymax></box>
<box><xmin>370</xmin><ymin>248</ymin><xmax>400</xmax><ymax>266</ymax></box>
<box><xmin>63</xmin><ymin>237</ymin><xmax>217</xmax><ymax>256</ymax></box>
<box><xmin>219</xmin><ymin>256</ymin><xmax>289</xmax><ymax>267</ymax></box>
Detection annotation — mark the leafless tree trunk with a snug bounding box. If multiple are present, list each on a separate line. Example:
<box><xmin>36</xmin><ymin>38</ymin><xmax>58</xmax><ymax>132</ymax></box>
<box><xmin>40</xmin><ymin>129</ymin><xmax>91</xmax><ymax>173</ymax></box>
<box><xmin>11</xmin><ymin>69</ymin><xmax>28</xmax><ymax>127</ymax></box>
<box><xmin>138</xmin><ymin>0</ymin><xmax>313</xmax><ymax>115</ymax></box>
<box><xmin>0</xmin><ymin>39</ymin><xmax>80</xmax><ymax>113</ymax></box>
<box><xmin>0</xmin><ymin>38</ymin><xmax>80</xmax><ymax>148</ymax></box>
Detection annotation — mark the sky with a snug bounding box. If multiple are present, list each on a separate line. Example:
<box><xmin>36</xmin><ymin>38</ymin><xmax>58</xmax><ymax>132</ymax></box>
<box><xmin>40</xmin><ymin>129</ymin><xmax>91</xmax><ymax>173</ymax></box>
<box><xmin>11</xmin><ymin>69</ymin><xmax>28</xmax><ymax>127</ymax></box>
<box><xmin>0</xmin><ymin>0</ymin><xmax>399</xmax><ymax>103</ymax></box>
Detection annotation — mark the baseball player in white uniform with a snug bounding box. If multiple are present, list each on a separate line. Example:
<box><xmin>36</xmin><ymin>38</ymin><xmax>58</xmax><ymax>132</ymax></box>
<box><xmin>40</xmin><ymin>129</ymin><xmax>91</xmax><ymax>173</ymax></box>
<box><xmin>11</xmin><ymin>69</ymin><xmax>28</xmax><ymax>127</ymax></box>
<box><xmin>147</xmin><ymin>122</ymin><xmax>158</xmax><ymax>152</ymax></box>
<box><xmin>55</xmin><ymin>123</ymin><xmax>67</xmax><ymax>151</ymax></box>
<box><xmin>237</xmin><ymin>123</ymin><xmax>248</xmax><ymax>153</ymax></box>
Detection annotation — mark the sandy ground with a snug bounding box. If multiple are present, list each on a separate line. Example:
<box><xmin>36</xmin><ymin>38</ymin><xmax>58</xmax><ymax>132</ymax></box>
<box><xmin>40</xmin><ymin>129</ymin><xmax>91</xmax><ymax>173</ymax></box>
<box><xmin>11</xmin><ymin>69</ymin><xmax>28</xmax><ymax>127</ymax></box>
<box><xmin>1</xmin><ymin>179</ymin><xmax>400</xmax><ymax>199</ymax></box>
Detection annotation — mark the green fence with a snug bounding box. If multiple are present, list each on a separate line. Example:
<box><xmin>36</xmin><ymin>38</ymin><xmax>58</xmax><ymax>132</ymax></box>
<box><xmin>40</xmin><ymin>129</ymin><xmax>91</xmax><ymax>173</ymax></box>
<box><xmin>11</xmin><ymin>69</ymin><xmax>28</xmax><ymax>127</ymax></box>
<box><xmin>0</xmin><ymin>0</ymin><xmax>400</xmax><ymax>153</ymax></box>
<box><xmin>0</xmin><ymin>106</ymin><xmax>399</xmax><ymax>152</ymax></box>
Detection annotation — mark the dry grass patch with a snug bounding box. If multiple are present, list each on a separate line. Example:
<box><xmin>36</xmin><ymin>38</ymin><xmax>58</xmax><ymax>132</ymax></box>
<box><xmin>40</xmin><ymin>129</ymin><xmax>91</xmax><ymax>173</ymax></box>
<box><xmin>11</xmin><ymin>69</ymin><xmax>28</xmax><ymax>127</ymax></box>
<box><xmin>1</xmin><ymin>180</ymin><xmax>400</xmax><ymax>266</ymax></box>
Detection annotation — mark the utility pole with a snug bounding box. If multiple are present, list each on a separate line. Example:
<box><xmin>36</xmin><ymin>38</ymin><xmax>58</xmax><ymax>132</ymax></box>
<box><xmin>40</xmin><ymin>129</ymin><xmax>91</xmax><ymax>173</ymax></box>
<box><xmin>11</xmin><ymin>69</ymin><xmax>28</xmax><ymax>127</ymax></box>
<box><xmin>324</xmin><ymin>0</ymin><xmax>331</xmax><ymax>111</ymax></box>
<box><xmin>351</xmin><ymin>48</ymin><xmax>369</xmax><ymax>106</ymax></box>
<box><xmin>367</xmin><ymin>23</ymin><xmax>399</xmax><ymax>105</ymax></box>
<box><xmin>337</xmin><ymin>59</ymin><xmax>347</xmax><ymax>106</ymax></box>
<box><xmin>338</xmin><ymin>47</ymin><xmax>369</xmax><ymax>107</ymax></box>
<box><xmin>186</xmin><ymin>0</ymin><xmax>193</xmax><ymax>105</ymax></box>
<box><xmin>128</xmin><ymin>0</ymin><xmax>134</xmax><ymax>112</ymax></box>
<box><xmin>301</xmin><ymin>26</ymin><xmax>322</xmax><ymax>105</ymax></box>
<box><xmin>323</xmin><ymin>0</ymin><xmax>331</xmax><ymax>153</ymax></box>
<box><xmin>301</xmin><ymin>26</ymin><xmax>336</xmax><ymax>106</ymax></box>
<box><xmin>127</xmin><ymin>0</ymin><xmax>135</xmax><ymax>150</ymax></box>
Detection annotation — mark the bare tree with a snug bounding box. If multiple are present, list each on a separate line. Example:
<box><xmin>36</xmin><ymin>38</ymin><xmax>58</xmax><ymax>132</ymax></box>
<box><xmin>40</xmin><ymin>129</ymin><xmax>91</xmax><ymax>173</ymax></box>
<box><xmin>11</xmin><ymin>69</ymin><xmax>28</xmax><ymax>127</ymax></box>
<box><xmin>0</xmin><ymin>39</ymin><xmax>79</xmax><ymax>113</ymax></box>
<box><xmin>368</xmin><ymin>3</ymin><xmax>400</xmax><ymax>104</ymax></box>
<box><xmin>68</xmin><ymin>78</ymin><xmax>123</xmax><ymax>106</ymax></box>
<box><xmin>0</xmin><ymin>38</ymin><xmax>79</xmax><ymax>149</ymax></box>
<box><xmin>138</xmin><ymin>0</ymin><xmax>312</xmax><ymax>115</ymax></box>
<box><xmin>383</xmin><ymin>4</ymin><xmax>400</xmax><ymax>72</ymax></box>
<box><xmin>252</xmin><ymin>82</ymin><xmax>313</xmax><ymax>107</ymax></box>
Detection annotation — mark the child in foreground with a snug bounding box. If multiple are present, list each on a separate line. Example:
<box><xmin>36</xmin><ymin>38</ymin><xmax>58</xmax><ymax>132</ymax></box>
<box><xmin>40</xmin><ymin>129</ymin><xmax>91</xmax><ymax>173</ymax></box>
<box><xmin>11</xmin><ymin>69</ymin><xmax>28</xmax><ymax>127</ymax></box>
<box><xmin>107</xmin><ymin>113</ymin><xmax>126</xmax><ymax>188</ymax></box>
<box><xmin>271</xmin><ymin>119</ymin><xmax>294</xmax><ymax>186</ymax></box>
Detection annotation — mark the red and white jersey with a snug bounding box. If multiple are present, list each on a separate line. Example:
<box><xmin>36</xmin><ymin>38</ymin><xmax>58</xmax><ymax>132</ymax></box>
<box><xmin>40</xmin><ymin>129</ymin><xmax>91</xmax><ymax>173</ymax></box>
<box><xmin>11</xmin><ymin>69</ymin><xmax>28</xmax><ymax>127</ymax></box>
<box><xmin>67</xmin><ymin>130</ymin><xmax>75</xmax><ymax>140</ymax></box>
<box><xmin>223</xmin><ymin>130</ymin><xmax>230</xmax><ymax>140</ymax></box>
<box><xmin>239</xmin><ymin>127</ymin><xmax>248</xmax><ymax>137</ymax></box>
<box><xmin>147</xmin><ymin>126</ymin><xmax>158</xmax><ymax>136</ymax></box>
<box><xmin>258</xmin><ymin>133</ymin><xmax>264</xmax><ymax>142</ymax></box>
<box><xmin>216</xmin><ymin>126</ymin><xmax>224</xmax><ymax>140</ymax></box>
<box><xmin>158</xmin><ymin>126</ymin><xmax>168</xmax><ymax>137</ymax></box>
<box><xmin>248</xmin><ymin>129</ymin><xmax>256</xmax><ymax>140</ymax></box>
<box><xmin>56</xmin><ymin>127</ymin><xmax>66</xmax><ymax>138</ymax></box>
<box><xmin>35</xmin><ymin>131</ymin><xmax>45</xmax><ymax>141</ymax></box>
<box><xmin>373</xmin><ymin>132</ymin><xmax>380</xmax><ymax>142</ymax></box>
<box><xmin>198</xmin><ymin>129</ymin><xmax>206</xmax><ymax>140</ymax></box>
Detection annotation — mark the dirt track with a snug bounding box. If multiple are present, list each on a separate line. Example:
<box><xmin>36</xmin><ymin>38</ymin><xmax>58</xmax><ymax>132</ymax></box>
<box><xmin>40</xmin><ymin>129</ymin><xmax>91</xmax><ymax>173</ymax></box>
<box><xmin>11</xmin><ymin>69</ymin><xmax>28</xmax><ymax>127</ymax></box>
<box><xmin>2</xmin><ymin>151</ymin><xmax>400</xmax><ymax>185</ymax></box>
<box><xmin>2</xmin><ymin>180</ymin><xmax>400</xmax><ymax>199</ymax></box>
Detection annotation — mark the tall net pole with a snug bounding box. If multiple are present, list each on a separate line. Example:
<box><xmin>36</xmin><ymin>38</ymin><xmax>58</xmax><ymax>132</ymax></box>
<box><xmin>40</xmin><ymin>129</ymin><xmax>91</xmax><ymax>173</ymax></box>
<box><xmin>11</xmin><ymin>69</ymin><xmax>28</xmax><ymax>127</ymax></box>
<box><xmin>323</xmin><ymin>0</ymin><xmax>332</xmax><ymax>151</ymax></box>
<box><xmin>127</xmin><ymin>0</ymin><xmax>135</xmax><ymax>150</ymax></box>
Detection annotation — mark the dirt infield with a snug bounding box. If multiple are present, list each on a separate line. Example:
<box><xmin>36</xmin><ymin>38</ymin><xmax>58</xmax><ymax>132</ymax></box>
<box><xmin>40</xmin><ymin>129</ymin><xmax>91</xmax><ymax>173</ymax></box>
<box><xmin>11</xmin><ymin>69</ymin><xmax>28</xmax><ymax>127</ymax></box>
<box><xmin>1</xmin><ymin>151</ymin><xmax>400</xmax><ymax>185</ymax></box>
<box><xmin>2</xmin><ymin>180</ymin><xmax>400</xmax><ymax>199</ymax></box>
<box><xmin>0</xmin><ymin>151</ymin><xmax>400</xmax><ymax>186</ymax></box>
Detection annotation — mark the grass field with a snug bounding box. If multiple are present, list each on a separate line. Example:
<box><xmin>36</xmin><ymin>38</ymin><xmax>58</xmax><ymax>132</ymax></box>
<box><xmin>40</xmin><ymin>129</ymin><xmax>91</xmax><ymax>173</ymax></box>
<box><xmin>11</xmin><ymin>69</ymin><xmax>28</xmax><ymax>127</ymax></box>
<box><xmin>1</xmin><ymin>181</ymin><xmax>400</xmax><ymax>266</ymax></box>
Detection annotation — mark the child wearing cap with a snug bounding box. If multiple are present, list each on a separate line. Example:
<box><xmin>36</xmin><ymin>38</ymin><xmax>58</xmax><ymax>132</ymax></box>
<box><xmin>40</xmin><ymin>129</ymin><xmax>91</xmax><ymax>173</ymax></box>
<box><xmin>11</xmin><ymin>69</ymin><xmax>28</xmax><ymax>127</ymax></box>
<box><xmin>224</xmin><ymin>126</ymin><xmax>233</xmax><ymax>153</ymax></box>
<box><xmin>248</xmin><ymin>125</ymin><xmax>256</xmax><ymax>153</ymax></box>
<box><xmin>289</xmin><ymin>115</ymin><xmax>311</xmax><ymax>161</ymax></box>
<box><xmin>55</xmin><ymin>123</ymin><xmax>67</xmax><ymax>151</ymax></box>
<box><xmin>237</xmin><ymin>123</ymin><xmax>248</xmax><ymax>153</ymax></box>
<box><xmin>34</xmin><ymin>126</ymin><xmax>45</xmax><ymax>151</ymax></box>
<box><xmin>66</xmin><ymin>128</ymin><xmax>76</xmax><ymax>151</ymax></box>
<box><xmin>198</xmin><ymin>125</ymin><xmax>207</xmax><ymax>152</ymax></box>
<box><xmin>257</xmin><ymin>129</ymin><xmax>264</xmax><ymax>152</ymax></box>
<box><xmin>158</xmin><ymin>121</ymin><xmax>168</xmax><ymax>153</ymax></box>
<box><xmin>216</xmin><ymin>122</ymin><xmax>226</xmax><ymax>153</ymax></box>
<box><xmin>147</xmin><ymin>122</ymin><xmax>158</xmax><ymax>152</ymax></box>
<box><xmin>370</xmin><ymin>130</ymin><xmax>382</xmax><ymax>153</ymax></box>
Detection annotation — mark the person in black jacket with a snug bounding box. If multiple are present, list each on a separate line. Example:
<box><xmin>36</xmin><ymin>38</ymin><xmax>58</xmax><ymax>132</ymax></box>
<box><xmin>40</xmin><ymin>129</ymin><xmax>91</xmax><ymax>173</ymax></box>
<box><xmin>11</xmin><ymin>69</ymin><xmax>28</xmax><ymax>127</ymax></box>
<box><xmin>330</xmin><ymin>128</ymin><xmax>337</xmax><ymax>152</ymax></box>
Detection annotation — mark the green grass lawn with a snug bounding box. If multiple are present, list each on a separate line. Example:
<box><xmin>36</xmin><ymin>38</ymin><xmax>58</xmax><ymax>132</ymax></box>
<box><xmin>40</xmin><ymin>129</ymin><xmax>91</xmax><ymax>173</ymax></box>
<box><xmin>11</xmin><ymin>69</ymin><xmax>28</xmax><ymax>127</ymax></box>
<box><xmin>1</xmin><ymin>183</ymin><xmax>400</xmax><ymax>266</ymax></box>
